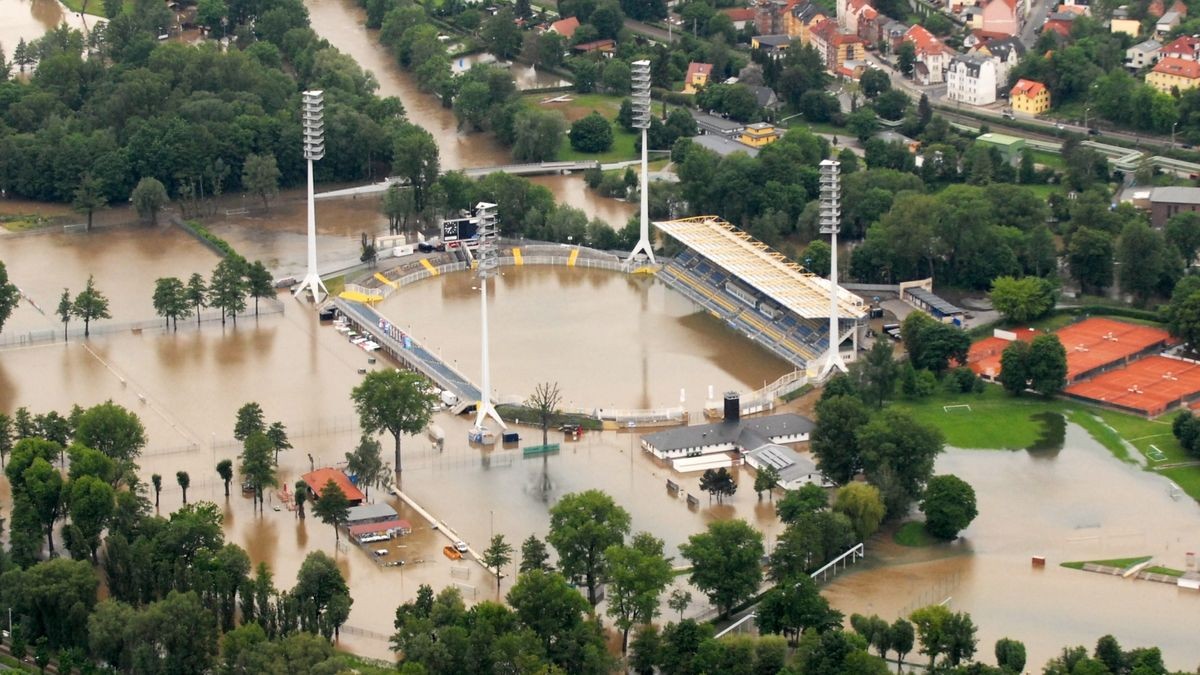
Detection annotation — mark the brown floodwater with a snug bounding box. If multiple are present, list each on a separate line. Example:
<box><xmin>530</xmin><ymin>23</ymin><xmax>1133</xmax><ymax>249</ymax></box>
<box><xmin>0</xmin><ymin>0</ymin><xmax>92</xmax><ymax>61</ymax></box>
<box><xmin>824</xmin><ymin>423</ymin><xmax>1200</xmax><ymax>671</ymax></box>
<box><xmin>378</xmin><ymin>266</ymin><xmax>790</xmax><ymax>411</ymax></box>
<box><xmin>3</xmin><ymin>227</ymin><xmax>1200</xmax><ymax>665</ymax></box>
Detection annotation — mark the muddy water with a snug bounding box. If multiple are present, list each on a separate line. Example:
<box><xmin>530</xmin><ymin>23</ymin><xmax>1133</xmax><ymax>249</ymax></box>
<box><xmin>0</xmin><ymin>224</ymin><xmax>221</xmax><ymax>334</ymax></box>
<box><xmin>824</xmin><ymin>422</ymin><xmax>1200</xmax><ymax>671</ymax></box>
<box><xmin>379</xmin><ymin>266</ymin><xmax>790</xmax><ymax>410</ymax></box>
<box><xmin>302</xmin><ymin>0</ymin><xmax>632</xmax><ymax>227</ymax></box>
<box><xmin>0</xmin><ymin>0</ymin><xmax>92</xmax><ymax>60</ymax></box>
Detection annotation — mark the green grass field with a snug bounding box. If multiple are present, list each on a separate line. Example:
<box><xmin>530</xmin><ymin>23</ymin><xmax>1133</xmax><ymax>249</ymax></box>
<box><xmin>59</xmin><ymin>0</ymin><xmax>133</xmax><ymax>16</ymax></box>
<box><xmin>896</xmin><ymin>383</ymin><xmax>1200</xmax><ymax>499</ymax></box>
<box><xmin>1060</xmin><ymin>555</ymin><xmax>1152</xmax><ymax>570</ymax></box>
<box><xmin>893</xmin><ymin>521</ymin><xmax>937</xmax><ymax>547</ymax></box>
<box><xmin>1030</xmin><ymin>150</ymin><xmax>1065</xmax><ymax>170</ymax></box>
<box><xmin>556</xmin><ymin>123</ymin><xmax>638</xmax><ymax>162</ymax></box>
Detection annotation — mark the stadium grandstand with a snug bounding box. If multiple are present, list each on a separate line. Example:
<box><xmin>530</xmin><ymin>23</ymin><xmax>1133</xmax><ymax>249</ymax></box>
<box><xmin>654</xmin><ymin>216</ymin><xmax>867</xmax><ymax>371</ymax></box>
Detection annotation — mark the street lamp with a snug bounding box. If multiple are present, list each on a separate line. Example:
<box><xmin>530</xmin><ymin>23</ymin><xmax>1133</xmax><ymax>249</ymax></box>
<box><xmin>1172</xmin><ymin>121</ymin><xmax>1179</xmax><ymax>150</ymax></box>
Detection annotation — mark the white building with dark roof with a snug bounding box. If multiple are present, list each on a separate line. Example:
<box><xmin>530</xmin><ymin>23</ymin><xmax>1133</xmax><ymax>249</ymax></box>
<box><xmin>640</xmin><ymin>395</ymin><xmax>813</xmax><ymax>469</ymax></box>
<box><xmin>946</xmin><ymin>53</ymin><xmax>998</xmax><ymax>105</ymax></box>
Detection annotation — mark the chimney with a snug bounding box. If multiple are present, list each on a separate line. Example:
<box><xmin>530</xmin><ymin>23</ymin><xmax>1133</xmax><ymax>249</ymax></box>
<box><xmin>724</xmin><ymin>392</ymin><xmax>740</xmax><ymax>422</ymax></box>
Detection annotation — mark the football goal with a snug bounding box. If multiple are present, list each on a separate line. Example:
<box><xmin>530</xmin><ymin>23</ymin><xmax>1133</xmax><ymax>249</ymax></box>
<box><xmin>943</xmin><ymin>404</ymin><xmax>973</xmax><ymax>413</ymax></box>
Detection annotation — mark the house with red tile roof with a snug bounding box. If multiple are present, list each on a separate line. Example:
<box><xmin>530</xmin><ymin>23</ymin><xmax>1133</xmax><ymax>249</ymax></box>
<box><xmin>1148</xmin><ymin>56</ymin><xmax>1200</xmax><ymax>92</ymax></box>
<box><xmin>301</xmin><ymin>468</ymin><xmax>365</xmax><ymax>505</ymax></box>
<box><xmin>810</xmin><ymin>18</ymin><xmax>866</xmax><ymax>72</ymax></box>
<box><xmin>683</xmin><ymin>61</ymin><xmax>714</xmax><ymax>93</ymax></box>
<box><xmin>1010</xmin><ymin>78</ymin><xmax>1050</xmax><ymax>114</ymax></box>
<box><xmin>1161</xmin><ymin>35</ymin><xmax>1200</xmax><ymax>61</ymax></box>
<box><xmin>1041</xmin><ymin>12</ymin><xmax>1076</xmax><ymax>38</ymax></box>
<box><xmin>548</xmin><ymin>16</ymin><xmax>580</xmax><ymax>39</ymax></box>
<box><xmin>904</xmin><ymin>24</ymin><xmax>956</xmax><ymax>84</ymax></box>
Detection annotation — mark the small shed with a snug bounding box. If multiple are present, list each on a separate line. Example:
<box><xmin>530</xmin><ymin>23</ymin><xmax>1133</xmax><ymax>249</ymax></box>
<box><xmin>904</xmin><ymin>286</ymin><xmax>965</xmax><ymax>323</ymax></box>
<box><xmin>975</xmin><ymin>132</ymin><xmax>1027</xmax><ymax>163</ymax></box>
<box><xmin>346</xmin><ymin>502</ymin><xmax>399</xmax><ymax>526</ymax></box>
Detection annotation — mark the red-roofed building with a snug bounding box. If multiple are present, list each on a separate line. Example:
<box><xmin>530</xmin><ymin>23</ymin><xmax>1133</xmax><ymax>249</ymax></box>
<box><xmin>1148</xmin><ymin>0</ymin><xmax>1166</xmax><ymax>18</ymax></box>
<box><xmin>1011</xmin><ymin>78</ymin><xmax>1050</xmax><ymax>113</ymax></box>
<box><xmin>981</xmin><ymin>0</ymin><xmax>1018</xmax><ymax>36</ymax></box>
<box><xmin>904</xmin><ymin>24</ymin><xmax>955</xmax><ymax>83</ymax></box>
<box><xmin>572</xmin><ymin>38</ymin><xmax>616</xmax><ymax>55</ymax></box>
<box><xmin>1170</xmin><ymin>0</ymin><xmax>1188</xmax><ymax>16</ymax></box>
<box><xmin>301</xmin><ymin>468</ymin><xmax>365</xmax><ymax>505</ymax></box>
<box><xmin>1161</xmin><ymin>35</ymin><xmax>1200</xmax><ymax>61</ymax></box>
<box><xmin>1042</xmin><ymin>14</ymin><xmax>1075</xmax><ymax>38</ymax></box>
<box><xmin>1148</xmin><ymin>56</ymin><xmax>1200</xmax><ymax>92</ymax></box>
<box><xmin>683</xmin><ymin>61</ymin><xmax>714</xmax><ymax>93</ymax></box>
<box><xmin>548</xmin><ymin>16</ymin><xmax>580</xmax><ymax>39</ymax></box>
<box><xmin>721</xmin><ymin>7</ymin><xmax>757</xmax><ymax>29</ymax></box>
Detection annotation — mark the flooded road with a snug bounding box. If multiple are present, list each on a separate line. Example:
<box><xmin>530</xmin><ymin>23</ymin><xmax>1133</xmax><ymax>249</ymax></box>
<box><xmin>824</xmin><ymin>422</ymin><xmax>1200</xmax><ymax>671</ymax></box>
<box><xmin>0</xmin><ymin>0</ymin><xmax>92</xmax><ymax>60</ymax></box>
<box><xmin>379</xmin><ymin>266</ymin><xmax>790</xmax><ymax>410</ymax></box>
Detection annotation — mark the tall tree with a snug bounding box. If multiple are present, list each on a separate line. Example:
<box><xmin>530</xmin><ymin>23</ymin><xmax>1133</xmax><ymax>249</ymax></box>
<box><xmin>152</xmin><ymin>473</ymin><xmax>162</xmax><ymax>508</ymax></box>
<box><xmin>176</xmin><ymin>471</ymin><xmax>190</xmax><ymax>504</ymax></box>
<box><xmin>1166</xmin><ymin>212</ymin><xmax>1200</xmax><ymax>267</ymax></box>
<box><xmin>546</xmin><ymin>489</ymin><xmax>631</xmax><ymax>606</ymax></box>
<box><xmin>855</xmin><ymin>409</ymin><xmax>943</xmax><ymax>517</ymax></box>
<box><xmin>216</xmin><ymin>459</ymin><xmax>233</xmax><ymax>497</ymax></box>
<box><xmin>520</xmin><ymin>534</ymin><xmax>551</xmax><ymax>573</ymax></box>
<box><xmin>74</xmin><ymin>401</ymin><xmax>146</xmax><ymax>471</ymax></box>
<box><xmin>890</xmin><ymin>618</ymin><xmax>915</xmax><ymax>673</ymax></box>
<box><xmin>854</xmin><ymin>339</ymin><xmax>899</xmax><ymax>408</ymax></box>
<box><xmin>24</xmin><ymin>457</ymin><xmax>66</xmax><ymax>553</ymax></box>
<box><xmin>131</xmin><ymin>177</ymin><xmax>169</xmax><ymax>225</ymax></box>
<box><xmin>699</xmin><ymin>467</ymin><xmax>737</xmax><ymax>503</ymax></box>
<box><xmin>668</xmin><ymin>588</ymin><xmax>692</xmax><ymax>621</ymax></box>
<box><xmin>757</xmin><ymin>573</ymin><xmax>841</xmax><ymax>643</ymax></box>
<box><xmin>679</xmin><ymin>519</ymin><xmax>764</xmax><ymax>618</ymax></box>
<box><xmin>0</xmin><ymin>413</ymin><xmax>12</xmax><ymax>468</ymax></box>
<box><xmin>995</xmin><ymin>637</ymin><xmax>1027</xmax><ymax>673</ymax></box>
<box><xmin>833</xmin><ymin>482</ymin><xmax>886</xmax><ymax>541</ymax></box>
<box><xmin>238</xmin><ymin>432</ymin><xmax>277</xmax><ymax>513</ymax></box>
<box><xmin>989</xmin><ymin>276</ymin><xmax>1057</xmax><ymax>324</ymax></box>
<box><xmin>380</xmin><ymin>185</ymin><xmax>416</xmax><ymax>235</ymax></box>
<box><xmin>481</xmin><ymin>534</ymin><xmax>513</xmax><ymax>591</ymax></box>
<box><xmin>1167</xmin><ymin>274</ymin><xmax>1200</xmax><ymax>352</ymax></box>
<box><xmin>266</xmin><ymin>421</ymin><xmax>291</xmax><ymax>464</ymax></box>
<box><xmin>184</xmin><ymin>273</ymin><xmax>208</xmax><ymax>325</ymax></box>
<box><xmin>350</xmin><ymin>369</ymin><xmax>436</xmax><ymax>472</ymax></box>
<box><xmin>1067</xmin><ymin>227</ymin><xmax>1114</xmax><ymax>295</ymax></box>
<box><xmin>392</xmin><ymin>124</ymin><xmax>440</xmax><ymax>213</ymax></box>
<box><xmin>754</xmin><ymin>464</ymin><xmax>780</xmax><ymax>501</ymax></box>
<box><xmin>56</xmin><ymin>288</ymin><xmax>72</xmax><ymax>340</ymax></box>
<box><xmin>244</xmin><ymin>261</ymin><xmax>274</xmax><ymax>316</ymax></box>
<box><xmin>1027</xmin><ymin>333</ymin><xmax>1068</xmax><ymax>396</ymax></box>
<box><xmin>72</xmin><ymin>173</ymin><xmax>106</xmax><ymax>231</ymax></box>
<box><xmin>604</xmin><ymin>532</ymin><xmax>673</xmax><ymax>653</ymax></box>
<box><xmin>241</xmin><ymin>153</ymin><xmax>281</xmax><ymax>210</ymax></box>
<box><xmin>233</xmin><ymin>402</ymin><xmax>265</xmax><ymax>441</ymax></box>
<box><xmin>344</xmin><ymin>434</ymin><xmax>384</xmax><ymax>499</ymax></box>
<box><xmin>209</xmin><ymin>257</ymin><xmax>247</xmax><ymax>325</ymax></box>
<box><xmin>999</xmin><ymin>339</ymin><xmax>1031</xmax><ymax>396</ymax></box>
<box><xmin>811</xmin><ymin>394</ymin><xmax>871</xmax><ymax>484</ymax></box>
<box><xmin>72</xmin><ymin>275</ymin><xmax>111</xmax><ymax>337</ymax></box>
<box><xmin>312</xmin><ymin>479</ymin><xmax>351</xmax><ymax>544</ymax></box>
<box><xmin>920</xmin><ymin>474</ymin><xmax>978</xmax><ymax>540</ymax></box>
<box><xmin>294</xmin><ymin>479</ymin><xmax>308</xmax><ymax>519</ymax></box>
<box><xmin>152</xmin><ymin>277</ymin><xmax>187</xmax><ymax>329</ymax></box>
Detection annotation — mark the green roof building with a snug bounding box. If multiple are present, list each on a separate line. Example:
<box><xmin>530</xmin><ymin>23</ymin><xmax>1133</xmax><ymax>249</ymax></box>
<box><xmin>975</xmin><ymin>133</ymin><xmax>1027</xmax><ymax>164</ymax></box>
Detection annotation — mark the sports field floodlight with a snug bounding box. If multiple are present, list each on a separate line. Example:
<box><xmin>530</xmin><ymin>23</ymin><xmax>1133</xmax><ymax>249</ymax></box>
<box><xmin>818</xmin><ymin>159</ymin><xmax>848</xmax><ymax>378</ymax></box>
<box><xmin>295</xmin><ymin>90</ymin><xmax>328</xmax><ymax>302</ymax></box>
<box><xmin>628</xmin><ymin>60</ymin><xmax>654</xmax><ymax>264</ymax></box>
<box><xmin>473</xmin><ymin>202</ymin><xmax>506</xmax><ymax>432</ymax></box>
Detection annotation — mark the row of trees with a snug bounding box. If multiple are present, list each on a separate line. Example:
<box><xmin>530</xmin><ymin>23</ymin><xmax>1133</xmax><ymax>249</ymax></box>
<box><xmin>152</xmin><ymin>256</ymin><xmax>274</xmax><ymax>328</ymax></box>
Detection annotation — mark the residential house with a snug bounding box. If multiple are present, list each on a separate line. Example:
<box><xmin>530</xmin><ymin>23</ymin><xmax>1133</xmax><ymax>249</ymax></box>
<box><xmin>752</xmin><ymin>34</ymin><xmax>792</xmax><ymax>55</ymax></box>
<box><xmin>842</xmin><ymin>0</ymin><xmax>873</xmax><ymax>32</ymax></box>
<box><xmin>1157</xmin><ymin>11</ymin><xmax>1182</xmax><ymax>37</ymax></box>
<box><xmin>683</xmin><ymin>61</ymin><xmax>714</xmax><ymax>94</ymax></box>
<box><xmin>787</xmin><ymin>0</ymin><xmax>828</xmax><ymax>42</ymax></box>
<box><xmin>882</xmin><ymin>20</ymin><xmax>909</xmax><ymax>51</ymax></box>
<box><xmin>1042</xmin><ymin>12</ymin><xmax>1077</xmax><ymax>38</ymax></box>
<box><xmin>811</xmin><ymin>18</ymin><xmax>867</xmax><ymax>73</ymax></box>
<box><xmin>971</xmin><ymin>35</ymin><xmax>1025</xmax><ymax>89</ymax></box>
<box><xmin>1055</xmin><ymin>3</ymin><xmax>1089</xmax><ymax>16</ymax></box>
<box><xmin>548</xmin><ymin>16</ymin><xmax>580</xmax><ymax>39</ymax></box>
<box><xmin>1010</xmin><ymin>78</ymin><xmax>1051</xmax><ymax>114</ymax></box>
<box><xmin>572</xmin><ymin>39</ymin><xmax>616</xmax><ymax>56</ymax></box>
<box><xmin>756</xmin><ymin>0</ymin><xmax>797</xmax><ymax>35</ymax></box>
<box><xmin>1160</xmin><ymin>35</ymin><xmax>1200</xmax><ymax>60</ymax></box>
<box><xmin>1149</xmin><ymin>186</ymin><xmax>1200</xmax><ymax>226</ymax></box>
<box><xmin>1126</xmin><ymin>39</ymin><xmax>1163</xmax><ymax>69</ymax></box>
<box><xmin>1147</xmin><ymin>56</ymin><xmax>1200</xmax><ymax>93</ymax></box>
<box><xmin>963</xmin><ymin>6</ymin><xmax>984</xmax><ymax>29</ymax></box>
<box><xmin>1110</xmin><ymin>6</ymin><xmax>1140</xmax><ymax>36</ymax></box>
<box><xmin>856</xmin><ymin>5</ymin><xmax>883</xmax><ymax>44</ymax></box>
<box><xmin>946</xmin><ymin>53</ymin><xmax>998</xmax><ymax>105</ymax></box>
<box><xmin>904</xmin><ymin>24</ymin><xmax>955</xmax><ymax>84</ymax></box>
<box><xmin>739</xmin><ymin>122</ymin><xmax>782</xmax><ymax>147</ymax></box>
<box><xmin>981</xmin><ymin>0</ymin><xmax>1019</xmax><ymax>36</ymax></box>
<box><xmin>748</xmin><ymin>84</ymin><xmax>780</xmax><ymax>109</ymax></box>
<box><xmin>1147</xmin><ymin>0</ymin><xmax>1165</xmax><ymax>18</ymax></box>
<box><xmin>721</xmin><ymin>7</ymin><xmax>757</xmax><ymax>29</ymax></box>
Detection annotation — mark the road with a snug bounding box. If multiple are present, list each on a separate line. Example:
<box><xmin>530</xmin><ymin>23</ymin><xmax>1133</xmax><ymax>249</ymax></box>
<box><xmin>1020</xmin><ymin>0</ymin><xmax>1050</xmax><ymax>48</ymax></box>
<box><xmin>623</xmin><ymin>17</ymin><xmax>679</xmax><ymax>44</ymax></box>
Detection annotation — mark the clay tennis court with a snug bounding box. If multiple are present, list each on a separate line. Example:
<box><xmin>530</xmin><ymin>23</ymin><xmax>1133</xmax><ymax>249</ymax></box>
<box><xmin>968</xmin><ymin>318</ymin><xmax>1172</xmax><ymax>383</ymax></box>
<box><xmin>1065</xmin><ymin>355</ymin><xmax>1200</xmax><ymax>416</ymax></box>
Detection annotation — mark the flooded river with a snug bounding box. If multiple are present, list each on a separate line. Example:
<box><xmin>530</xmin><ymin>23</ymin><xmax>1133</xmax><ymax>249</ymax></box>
<box><xmin>824</xmin><ymin>422</ymin><xmax>1200</xmax><ymax>671</ymax></box>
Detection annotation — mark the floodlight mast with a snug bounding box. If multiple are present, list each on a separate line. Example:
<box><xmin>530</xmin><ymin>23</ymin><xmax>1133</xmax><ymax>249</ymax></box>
<box><xmin>818</xmin><ymin>159</ymin><xmax>848</xmax><ymax>378</ymax></box>
<box><xmin>628</xmin><ymin>60</ymin><xmax>655</xmax><ymax>264</ymax></box>
<box><xmin>473</xmin><ymin>202</ymin><xmax>507</xmax><ymax>431</ymax></box>
<box><xmin>295</xmin><ymin>90</ymin><xmax>329</xmax><ymax>302</ymax></box>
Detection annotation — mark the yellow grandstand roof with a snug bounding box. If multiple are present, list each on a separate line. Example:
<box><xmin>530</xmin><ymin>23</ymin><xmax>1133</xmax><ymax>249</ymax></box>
<box><xmin>654</xmin><ymin>216</ymin><xmax>866</xmax><ymax>319</ymax></box>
